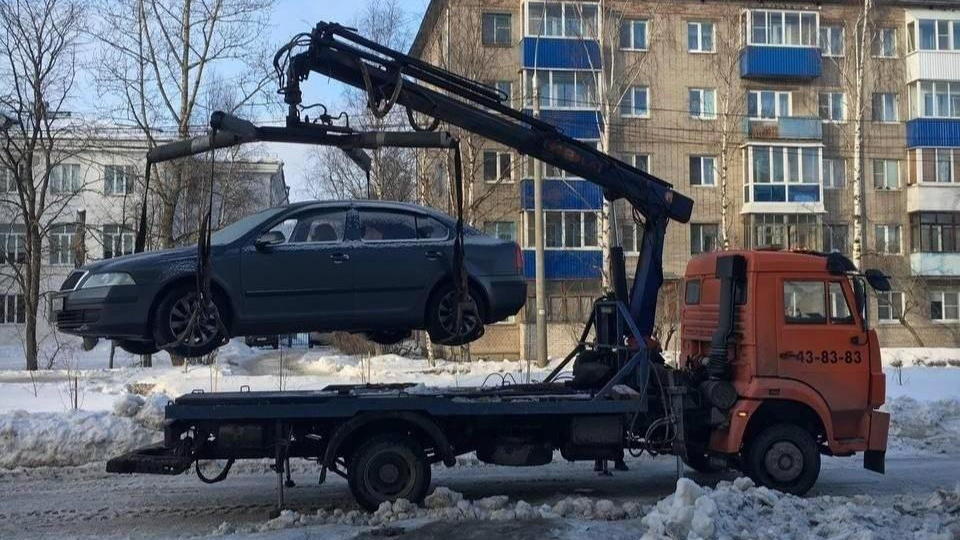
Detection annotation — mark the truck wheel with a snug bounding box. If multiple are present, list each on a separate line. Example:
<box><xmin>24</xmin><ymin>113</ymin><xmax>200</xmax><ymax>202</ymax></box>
<box><xmin>153</xmin><ymin>285</ymin><xmax>226</xmax><ymax>358</ymax></box>
<box><xmin>347</xmin><ymin>434</ymin><xmax>431</xmax><ymax>511</ymax></box>
<box><xmin>426</xmin><ymin>283</ymin><xmax>484</xmax><ymax>345</ymax></box>
<box><xmin>744</xmin><ymin>423</ymin><xmax>820</xmax><ymax>495</ymax></box>
<box><xmin>116</xmin><ymin>339</ymin><xmax>160</xmax><ymax>356</ymax></box>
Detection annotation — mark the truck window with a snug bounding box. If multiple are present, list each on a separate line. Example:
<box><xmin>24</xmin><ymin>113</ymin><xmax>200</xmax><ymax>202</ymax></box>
<box><xmin>783</xmin><ymin>281</ymin><xmax>826</xmax><ymax>324</ymax></box>
<box><xmin>684</xmin><ymin>279</ymin><xmax>701</xmax><ymax>304</ymax></box>
<box><xmin>829</xmin><ymin>282</ymin><xmax>854</xmax><ymax>324</ymax></box>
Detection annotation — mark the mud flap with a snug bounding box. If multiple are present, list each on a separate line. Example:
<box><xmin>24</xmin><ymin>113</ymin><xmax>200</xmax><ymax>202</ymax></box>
<box><xmin>864</xmin><ymin>450</ymin><xmax>885</xmax><ymax>474</ymax></box>
<box><xmin>106</xmin><ymin>443</ymin><xmax>192</xmax><ymax>475</ymax></box>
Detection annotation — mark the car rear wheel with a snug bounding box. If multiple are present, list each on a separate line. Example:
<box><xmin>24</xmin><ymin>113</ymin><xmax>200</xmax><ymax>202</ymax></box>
<box><xmin>347</xmin><ymin>434</ymin><xmax>431</xmax><ymax>511</ymax></box>
<box><xmin>426</xmin><ymin>283</ymin><xmax>484</xmax><ymax>346</ymax></box>
<box><xmin>153</xmin><ymin>285</ymin><xmax>226</xmax><ymax>358</ymax></box>
<box><xmin>116</xmin><ymin>339</ymin><xmax>160</xmax><ymax>356</ymax></box>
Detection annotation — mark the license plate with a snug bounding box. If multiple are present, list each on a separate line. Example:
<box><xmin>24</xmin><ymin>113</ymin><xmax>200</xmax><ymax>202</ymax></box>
<box><xmin>52</xmin><ymin>296</ymin><xmax>64</xmax><ymax>312</ymax></box>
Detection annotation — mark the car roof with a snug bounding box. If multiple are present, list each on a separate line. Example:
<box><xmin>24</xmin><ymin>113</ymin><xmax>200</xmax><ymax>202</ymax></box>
<box><xmin>280</xmin><ymin>199</ymin><xmax>455</xmax><ymax>222</ymax></box>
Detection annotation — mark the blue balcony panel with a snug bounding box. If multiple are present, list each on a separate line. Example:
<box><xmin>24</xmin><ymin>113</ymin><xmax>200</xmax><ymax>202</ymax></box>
<box><xmin>522</xmin><ymin>109</ymin><xmax>602</xmax><ymax>139</ymax></box>
<box><xmin>522</xmin><ymin>249</ymin><xmax>602</xmax><ymax>280</ymax></box>
<box><xmin>520</xmin><ymin>179</ymin><xmax>603</xmax><ymax>210</ymax></box>
<box><xmin>788</xmin><ymin>185</ymin><xmax>820</xmax><ymax>203</ymax></box>
<box><xmin>906</xmin><ymin>119</ymin><xmax>960</xmax><ymax>148</ymax></box>
<box><xmin>739</xmin><ymin>46</ymin><xmax>821</xmax><ymax>80</ymax></box>
<box><xmin>521</xmin><ymin>37</ymin><xmax>601</xmax><ymax>70</ymax></box>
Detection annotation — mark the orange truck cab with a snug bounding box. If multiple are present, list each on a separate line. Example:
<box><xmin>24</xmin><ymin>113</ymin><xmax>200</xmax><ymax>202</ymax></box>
<box><xmin>680</xmin><ymin>250</ymin><xmax>889</xmax><ymax>492</ymax></box>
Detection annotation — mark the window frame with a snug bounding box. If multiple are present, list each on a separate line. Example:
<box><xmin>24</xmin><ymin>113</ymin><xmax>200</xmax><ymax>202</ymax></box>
<box><xmin>819</xmin><ymin>92</ymin><xmax>846</xmax><ymax>123</ymax></box>
<box><xmin>746</xmin><ymin>9</ymin><xmax>819</xmax><ymax>47</ymax></box>
<box><xmin>819</xmin><ymin>24</ymin><xmax>845</xmax><ymax>57</ymax></box>
<box><xmin>619</xmin><ymin>18</ymin><xmax>649</xmax><ymax>51</ymax></box>
<box><xmin>873</xmin><ymin>159</ymin><xmax>900</xmax><ymax>190</ymax></box>
<box><xmin>482</xmin><ymin>150</ymin><xmax>514</xmax><ymax>183</ymax></box>
<box><xmin>929</xmin><ymin>290</ymin><xmax>960</xmax><ymax>322</ymax></box>
<box><xmin>872</xmin><ymin>92</ymin><xmax>899</xmax><ymax>123</ymax></box>
<box><xmin>744</xmin><ymin>144</ymin><xmax>823</xmax><ymax>204</ymax></box>
<box><xmin>688</xmin><ymin>88</ymin><xmax>717</xmax><ymax>120</ymax></box>
<box><xmin>523</xmin><ymin>69</ymin><xmax>599</xmax><ymax>111</ymax></box>
<box><xmin>103</xmin><ymin>165</ymin><xmax>136</xmax><ymax>196</ymax></box>
<box><xmin>687</xmin><ymin>21</ymin><xmax>715</xmax><ymax>53</ymax></box>
<box><xmin>689</xmin><ymin>155</ymin><xmax>717</xmax><ymax>187</ymax></box>
<box><xmin>873</xmin><ymin>27</ymin><xmax>897</xmax><ymax>58</ymax></box>
<box><xmin>0</xmin><ymin>293</ymin><xmax>25</xmax><ymax>325</ymax></box>
<box><xmin>523</xmin><ymin>210</ymin><xmax>600</xmax><ymax>250</ymax></box>
<box><xmin>48</xmin><ymin>223</ymin><xmax>76</xmax><ymax>266</ymax></box>
<box><xmin>874</xmin><ymin>223</ymin><xmax>902</xmax><ymax>255</ymax></box>
<box><xmin>525</xmin><ymin>2</ymin><xmax>598</xmax><ymax>39</ymax></box>
<box><xmin>482</xmin><ymin>12</ymin><xmax>513</xmax><ymax>46</ymax></box>
<box><xmin>102</xmin><ymin>224</ymin><xmax>135</xmax><ymax>260</ymax></box>
<box><xmin>49</xmin><ymin>163</ymin><xmax>82</xmax><ymax>194</ymax></box>
<box><xmin>822</xmin><ymin>223</ymin><xmax>849</xmax><ymax>254</ymax></box>
<box><xmin>822</xmin><ymin>157</ymin><xmax>846</xmax><ymax>189</ymax></box>
<box><xmin>483</xmin><ymin>221</ymin><xmax>517</xmax><ymax>242</ymax></box>
<box><xmin>690</xmin><ymin>223</ymin><xmax>719</xmax><ymax>254</ymax></box>
<box><xmin>876</xmin><ymin>290</ymin><xmax>904</xmax><ymax>323</ymax></box>
<box><xmin>621</xmin><ymin>85</ymin><xmax>650</xmax><ymax>118</ymax></box>
<box><xmin>747</xmin><ymin>90</ymin><xmax>792</xmax><ymax>120</ymax></box>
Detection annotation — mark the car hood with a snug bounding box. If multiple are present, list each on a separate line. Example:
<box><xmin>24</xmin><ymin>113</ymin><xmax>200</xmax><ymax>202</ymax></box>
<box><xmin>82</xmin><ymin>246</ymin><xmax>198</xmax><ymax>273</ymax></box>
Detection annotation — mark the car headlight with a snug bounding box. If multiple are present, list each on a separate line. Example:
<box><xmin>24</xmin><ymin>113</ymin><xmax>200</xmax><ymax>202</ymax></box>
<box><xmin>80</xmin><ymin>272</ymin><xmax>136</xmax><ymax>289</ymax></box>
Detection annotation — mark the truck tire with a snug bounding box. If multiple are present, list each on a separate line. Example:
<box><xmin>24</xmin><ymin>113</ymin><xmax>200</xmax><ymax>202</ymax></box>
<box><xmin>744</xmin><ymin>423</ymin><xmax>820</xmax><ymax>495</ymax></box>
<box><xmin>426</xmin><ymin>282</ymin><xmax>484</xmax><ymax>345</ymax></box>
<box><xmin>153</xmin><ymin>285</ymin><xmax>226</xmax><ymax>359</ymax></box>
<box><xmin>347</xmin><ymin>434</ymin><xmax>431</xmax><ymax>511</ymax></box>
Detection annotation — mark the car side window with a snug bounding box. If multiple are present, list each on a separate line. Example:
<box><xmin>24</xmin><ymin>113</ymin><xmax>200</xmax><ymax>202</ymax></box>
<box><xmin>360</xmin><ymin>210</ymin><xmax>417</xmax><ymax>241</ymax></box>
<box><xmin>271</xmin><ymin>210</ymin><xmax>346</xmax><ymax>244</ymax></box>
<box><xmin>417</xmin><ymin>216</ymin><xmax>449</xmax><ymax>240</ymax></box>
<box><xmin>829</xmin><ymin>282</ymin><xmax>854</xmax><ymax>324</ymax></box>
<box><xmin>783</xmin><ymin>281</ymin><xmax>826</xmax><ymax>324</ymax></box>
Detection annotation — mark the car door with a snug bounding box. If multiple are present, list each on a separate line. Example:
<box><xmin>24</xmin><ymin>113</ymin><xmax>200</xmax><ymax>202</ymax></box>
<box><xmin>777</xmin><ymin>277</ymin><xmax>870</xmax><ymax>440</ymax></box>
<box><xmin>350</xmin><ymin>208</ymin><xmax>451</xmax><ymax>326</ymax></box>
<box><xmin>240</xmin><ymin>207</ymin><xmax>354</xmax><ymax>331</ymax></box>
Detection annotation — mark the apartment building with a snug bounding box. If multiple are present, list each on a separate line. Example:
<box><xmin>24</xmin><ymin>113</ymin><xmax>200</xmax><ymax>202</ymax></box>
<box><xmin>411</xmin><ymin>0</ymin><xmax>960</xmax><ymax>358</ymax></box>
<box><xmin>0</xmin><ymin>130</ymin><xmax>287</xmax><ymax>351</ymax></box>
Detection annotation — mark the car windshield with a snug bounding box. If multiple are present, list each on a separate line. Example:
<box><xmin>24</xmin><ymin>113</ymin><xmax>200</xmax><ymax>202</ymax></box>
<box><xmin>211</xmin><ymin>207</ymin><xmax>287</xmax><ymax>245</ymax></box>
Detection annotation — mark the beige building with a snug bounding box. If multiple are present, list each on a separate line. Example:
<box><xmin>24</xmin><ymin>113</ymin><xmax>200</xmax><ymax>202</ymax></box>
<box><xmin>411</xmin><ymin>0</ymin><xmax>960</xmax><ymax>358</ymax></box>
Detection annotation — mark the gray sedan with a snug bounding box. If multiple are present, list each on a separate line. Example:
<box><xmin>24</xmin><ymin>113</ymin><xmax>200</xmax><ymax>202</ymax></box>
<box><xmin>53</xmin><ymin>200</ymin><xmax>526</xmax><ymax>357</ymax></box>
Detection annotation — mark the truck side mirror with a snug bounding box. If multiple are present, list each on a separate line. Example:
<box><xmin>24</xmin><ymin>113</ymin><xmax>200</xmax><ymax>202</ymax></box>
<box><xmin>255</xmin><ymin>230</ymin><xmax>285</xmax><ymax>250</ymax></box>
<box><xmin>864</xmin><ymin>269</ymin><xmax>891</xmax><ymax>292</ymax></box>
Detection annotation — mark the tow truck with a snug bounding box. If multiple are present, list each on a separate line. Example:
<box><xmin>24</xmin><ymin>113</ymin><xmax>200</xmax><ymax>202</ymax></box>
<box><xmin>105</xmin><ymin>22</ymin><xmax>891</xmax><ymax>511</ymax></box>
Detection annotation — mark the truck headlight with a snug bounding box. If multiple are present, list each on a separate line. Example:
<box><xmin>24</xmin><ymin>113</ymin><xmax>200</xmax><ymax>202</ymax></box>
<box><xmin>80</xmin><ymin>272</ymin><xmax>136</xmax><ymax>289</ymax></box>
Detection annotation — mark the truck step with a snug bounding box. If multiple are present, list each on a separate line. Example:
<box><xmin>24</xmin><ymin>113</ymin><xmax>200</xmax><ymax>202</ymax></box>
<box><xmin>106</xmin><ymin>443</ymin><xmax>192</xmax><ymax>475</ymax></box>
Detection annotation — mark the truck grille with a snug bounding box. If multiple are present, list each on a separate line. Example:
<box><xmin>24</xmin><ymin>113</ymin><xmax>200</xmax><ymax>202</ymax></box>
<box><xmin>60</xmin><ymin>271</ymin><xmax>86</xmax><ymax>291</ymax></box>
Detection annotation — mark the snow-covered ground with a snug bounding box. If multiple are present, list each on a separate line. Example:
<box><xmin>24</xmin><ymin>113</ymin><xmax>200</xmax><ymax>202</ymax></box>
<box><xmin>0</xmin><ymin>342</ymin><xmax>959</xmax><ymax>539</ymax></box>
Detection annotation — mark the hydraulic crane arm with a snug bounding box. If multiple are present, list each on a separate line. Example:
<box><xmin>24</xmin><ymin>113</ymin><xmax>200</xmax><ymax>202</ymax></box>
<box><xmin>280</xmin><ymin>22</ymin><xmax>694</xmax><ymax>338</ymax></box>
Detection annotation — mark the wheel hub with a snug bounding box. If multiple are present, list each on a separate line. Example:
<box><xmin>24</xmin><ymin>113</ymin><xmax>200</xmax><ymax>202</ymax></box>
<box><xmin>764</xmin><ymin>441</ymin><xmax>804</xmax><ymax>483</ymax></box>
<box><xmin>437</xmin><ymin>291</ymin><xmax>479</xmax><ymax>336</ymax></box>
<box><xmin>366</xmin><ymin>452</ymin><xmax>411</xmax><ymax>498</ymax></box>
<box><xmin>169</xmin><ymin>294</ymin><xmax>219</xmax><ymax>347</ymax></box>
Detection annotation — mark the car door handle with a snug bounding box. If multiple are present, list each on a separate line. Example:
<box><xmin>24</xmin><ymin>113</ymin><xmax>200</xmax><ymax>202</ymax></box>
<box><xmin>330</xmin><ymin>253</ymin><xmax>350</xmax><ymax>263</ymax></box>
<box><xmin>425</xmin><ymin>250</ymin><xmax>443</xmax><ymax>260</ymax></box>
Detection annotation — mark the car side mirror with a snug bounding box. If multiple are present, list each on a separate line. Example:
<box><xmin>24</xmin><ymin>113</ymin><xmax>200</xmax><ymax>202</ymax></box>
<box><xmin>864</xmin><ymin>269</ymin><xmax>891</xmax><ymax>292</ymax></box>
<box><xmin>255</xmin><ymin>230</ymin><xmax>285</xmax><ymax>251</ymax></box>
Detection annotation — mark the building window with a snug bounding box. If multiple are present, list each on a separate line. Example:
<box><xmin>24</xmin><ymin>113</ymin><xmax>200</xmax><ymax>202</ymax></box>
<box><xmin>822</xmin><ymin>223</ymin><xmax>848</xmax><ymax>254</ymax></box>
<box><xmin>484</xmin><ymin>221</ymin><xmax>517</xmax><ymax>242</ymax></box>
<box><xmin>689</xmin><ymin>156</ymin><xmax>716</xmax><ymax>186</ymax></box>
<box><xmin>102</xmin><ymin>224</ymin><xmax>135</xmax><ymax>259</ymax></box>
<box><xmin>621</xmin><ymin>86</ymin><xmax>649</xmax><ymax>117</ymax></box>
<box><xmin>524</xmin><ymin>210</ymin><xmax>598</xmax><ymax>249</ymax></box>
<box><xmin>909</xmin><ymin>81</ymin><xmax>960</xmax><ymax>119</ymax></box>
<box><xmin>688</xmin><ymin>88</ymin><xmax>716</xmax><ymax>119</ymax></box>
<box><xmin>911</xmin><ymin>213</ymin><xmax>960</xmax><ymax>253</ymax></box>
<box><xmin>104</xmin><ymin>165</ymin><xmax>135</xmax><ymax>196</ymax></box>
<box><xmin>822</xmin><ymin>158</ymin><xmax>845</xmax><ymax>189</ymax></box>
<box><xmin>49</xmin><ymin>223</ymin><xmax>76</xmax><ymax>265</ymax></box>
<box><xmin>690</xmin><ymin>223</ymin><xmax>718</xmax><ymax>254</ymax></box>
<box><xmin>523</xmin><ymin>69</ymin><xmax>597</xmax><ymax>110</ymax></box>
<box><xmin>0</xmin><ymin>293</ymin><xmax>25</xmax><ymax>324</ymax></box>
<box><xmin>747</xmin><ymin>10</ymin><xmax>819</xmax><ymax>47</ymax></box>
<box><xmin>745</xmin><ymin>145</ymin><xmax>821</xmax><ymax>203</ymax></box>
<box><xmin>819</xmin><ymin>24</ymin><xmax>844</xmax><ymax>57</ymax></box>
<box><xmin>1</xmin><ymin>167</ymin><xmax>16</xmax><ymax>193</ymax></box>
<box><xmin>687</xmin><ymin>21</ymin><xmax>714</xmax><ymax>53</ymax></box>
<box><xmin>930</xmin><ymin>291</ymin><xmax>960</xmax><ymax>321</ymax></box>
<box><xmin>630</xmin><ymin>154</ymin><xmax>650</xmax><ymax>172</ymax></box>
<box><xmin>746</xmin><ymin>214</ymin><xmax>820</xmax><ymax>250</ymax></box>
<box><xmin>49</xmin><ymin>164</ymin><xmax>81</xmax><ymax>194</ymax></box>
<box><xmin>908</xmin><ymin>19</ymin><xmax>960</xmax><ymax>52</ymax></box>
<box><xmin>526</xmin><ymin>2</ymin><xmax>597</xmax><ymax>39</ymax></box>
<box><xmin>873</xmin><ymin>28</ymin><xmax>897</xmax><ymax>57</ymax></box>
<box><xmin>872</xmin><ymin>93</ymin><xmax>898</xmax><ymax>122</ymax></box>
<box><xmin>747</xmin><ymin>90</ymin><xmax>791</xmax><ymax>120</ymax></box>
<box><xmin>619</xmin><ymin>221</ymin><xmax>639</xmax><ymax>253</ymax></box>
<box><xmin>876</xmin><ymin>291</ymin><xmax>904</xmax><ymax>322</ymax></box>
<box><xmin>492</xmin><ymin>81</ymin><xmax>512</xmax><ymax>103</ymax></box>
<box><xmin>933</xmin><ymin>148</ymin><xmax>956</xmax><ymax>183</ymax></box>
<box><xmin>482</xmin><ymin>150</ymin><xmax>512</xmax><ymax>183</ymax></box>
<box><xmin>482</xmin><ymin>13</ymin><xmax>512</xmax><ymax>45</ymax></box>
<box><xmin>619</xmin><ymin>19</ymin><xmax>648</xmax><ymax>50</ymax></box>
<box><xmin>874</xmin><ymin>224</ymin><xmax>901</xmax><ymax>255</ymax></box>
<box><xmin>0</xmin><ymin>225</ymin><xmax>25</xmax><ymax>264</ymax></box>
<box><xmin>873</xmin><ymin>159</ymin><xmax>900</xmax><ymax>190</ymax></box>
<box><xmin>819</xmin><ymin>92</ymin><xmax>845</xmax><ymax>122</ymax></box>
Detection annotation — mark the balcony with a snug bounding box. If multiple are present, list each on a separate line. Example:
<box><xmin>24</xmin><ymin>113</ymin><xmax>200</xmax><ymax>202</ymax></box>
<box><xmin>522</xmin><ymin>249</ymin><xmax>602</xmax><ymax>280</ymax></box>
<box><xmin>520</xmin><ymin>109</ymin><xmax>602</xmax><ymax>139</ymax></box>
<box><xmin>520</xmin><ymin>179</ymin><xmax>603</xmax><ymax>210</ymax></box>
<box><xmin>907</xmin><ymin>183</ymin><xmax>960</xmax><ymax>213</ymax></box>
<box><xmin>906</xmin><ymin>118</ymin><xmax>960</xmax><ymax>148</ymax></box>
<box><xmin>742</xmin><ymin>117</ymin><xmax>822</xmax><ymax>141</ymax></box>
<box><xmin>905</xmin><ymin>50</ymin><xmax>960</xmax><ymax>84</ymax></box>
<box><xmin>520</xmin><ymin>37</ymin><xmax>600</xmax><ymax>70</ymax></box>
<box><xmin>910</xmin><ymin>252</ymin><xmax>960</xmax><ymax>277</ymax></box>
<box><xmin>739</xmin><ymin>46</ymin><xmax>822</xmax><ymax>80</ymax></box>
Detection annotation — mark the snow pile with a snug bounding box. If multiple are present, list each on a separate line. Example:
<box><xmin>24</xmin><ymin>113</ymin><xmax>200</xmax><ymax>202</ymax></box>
<box><xmin>640</xmin><ymin>477</ymin><xmax>960</xmax><ymax>540</ymax></box>
<box><xmin>0</xmin><ymin>391</ymin><xmax>169</xmax><ymax>469</ymax></box>
<box><xmin>886</xmin><ymin>396</ymin><xmax>960</xmax><ymax>454</ymax></box>
<box><xmin>883</xmin><ymin>348</ymin><xmax>960</xmax><ymax>368</ymax></box>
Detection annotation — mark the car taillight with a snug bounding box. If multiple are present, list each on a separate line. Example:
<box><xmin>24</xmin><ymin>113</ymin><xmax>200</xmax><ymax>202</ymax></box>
<box><xmin>514</xmin><ymin>243</ymin><xmax>523</xmax><ymax>273</ymax></box>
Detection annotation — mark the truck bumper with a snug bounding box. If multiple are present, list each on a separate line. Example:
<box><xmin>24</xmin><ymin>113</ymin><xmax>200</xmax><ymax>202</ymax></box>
<box><xmin>864</xmin><ymin>410</ymin><xmax>889</xmax><ymax>474</ymax></box>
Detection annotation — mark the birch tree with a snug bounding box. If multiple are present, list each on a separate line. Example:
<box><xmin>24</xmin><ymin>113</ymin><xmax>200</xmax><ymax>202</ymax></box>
<box><xmin>0</xmin><ymin>0</ymin><xmax>88</xmax><ymax>370</ymax></box>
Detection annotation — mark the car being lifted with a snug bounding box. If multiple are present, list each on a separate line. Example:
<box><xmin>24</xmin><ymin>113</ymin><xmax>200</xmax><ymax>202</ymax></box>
<box><xmin>52</xmin><ymin>200</ymin><xmax>525</xmax><ymax>357</ymax></box>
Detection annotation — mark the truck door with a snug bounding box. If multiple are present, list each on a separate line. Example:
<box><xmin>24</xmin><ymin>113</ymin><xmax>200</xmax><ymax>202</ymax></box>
<box><xmin>777</xmin><ymin>279</ymin><xmax>870</xmax><ymax>440</ymax></box>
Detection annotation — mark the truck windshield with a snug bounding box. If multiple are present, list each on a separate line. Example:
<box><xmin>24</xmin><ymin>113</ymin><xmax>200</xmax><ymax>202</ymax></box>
<box><xmin>211</xmin><ymin>207</ymin><xmax>287</xmax><ymax>245</ymax></box>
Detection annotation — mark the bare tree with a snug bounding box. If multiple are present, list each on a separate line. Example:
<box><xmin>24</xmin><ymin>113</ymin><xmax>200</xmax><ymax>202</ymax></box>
<box><xmin>0</xmin><ymin>0</ymin><xmax>88</xmax><ymax>371</ymax></box>
<box><xmin>93</xmin><ymin>0</ymin><xmax>275</xmax><ymax>249</ymax></box>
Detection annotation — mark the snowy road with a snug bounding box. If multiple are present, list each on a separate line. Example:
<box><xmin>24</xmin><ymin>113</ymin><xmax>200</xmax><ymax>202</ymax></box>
<box><xmin>4</xmin><ymin>452</ymin><xmax>959</xmax><ymax>539</ymax></box>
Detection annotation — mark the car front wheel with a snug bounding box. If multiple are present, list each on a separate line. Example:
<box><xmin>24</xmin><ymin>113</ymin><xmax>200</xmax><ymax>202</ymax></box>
<box><xmin>426</xmin><ymin>283</ymin><xmax>484</xmax><ymax>346</ymax></box>
<box><xmin>153</xmin><ymin>285</ymin><xmax>226</xmax><ymax>358</ymax></box>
